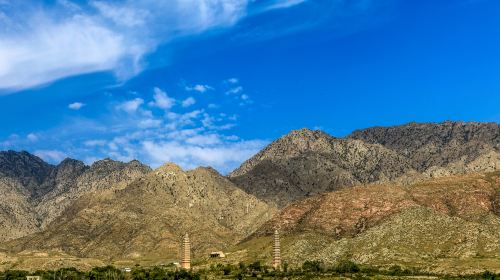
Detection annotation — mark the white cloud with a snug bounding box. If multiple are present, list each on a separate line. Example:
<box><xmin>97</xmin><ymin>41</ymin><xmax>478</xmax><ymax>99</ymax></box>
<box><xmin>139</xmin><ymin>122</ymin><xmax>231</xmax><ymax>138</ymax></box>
<box><xmin>182</xmin><ymin>97</ymin><xmax>196</xmax><ymax>108</ymax></box>
<box><xmin>11</xmin><ymin>79</ymin><xmax>265</xmax><ymax>173</ymax></box>
<box><xmin>149</xmin><ymin>87</ymin><xmax>175</xmax><ymax>110</ymax></box>
<box><xmin>0</xmin><ymin>1</ymin><xmax>306</xmax><ymax>91</ymax></box>
<box><xmin>27</xmin><ymin>133</ymin><xmax>39</xmax><ymax>142</ymax></box>
<box><xmin>91</xmin><ymin>1</ymin><xmax>149</xmax><ymax>28</ymax></box>
<box><xmin>225</xmin><ymin>78</ymin><xmax>239</xmax><ymax>84</ymax></box>
<box><xmin>185</xmin><ymin>134</ymin><xmax>221</xmax><ymax>145</ymax></box>
<box><xmin>262</xmin><ymin>0</ymin><xmax>307</xmax><ymax>11</ymax></box>
<box><xmin>185</xmin><ymin>84</ymin><xmax>213</xmax><ymax>93</ymax></box>
<box><xmin>68</xmin><ymin>102</ymin><xmax>85</xmax><ymax>110</ymax></box>
<box><xmin>84</xmin><ymin>139</ymin><xmax>107</xmax><ymax>147</ymax></box>
<box><xmin>138</xmin><ymin>118</ymin><xmax>162</xmax><ymax>128</ymax></box>
<box><xmin>225</xmin><ymin>86</ymin><xmax>243</xmax><ymax>95</ymax></box>
<box><xmin>166</xmin><ymin>110</ymin><xmax>203</xmax><ymax>129</ymax></box>
<box><xmin>239</xmin><ymin>93</ymin><xmax>253</xmax><ymax>105</ymax></box>
<box><xmin>0</xmin><ymin>12</ymin><xmax>142</xmax><ymax>91</ymax></box>
<box><xmin>117</xmin><ymin>98</ymin><xmax>144</xmax><ymax>113</ymax></box>
<box><xmin>142</xmin><ymin>139</ymin><xmax>267</xmax><ymax>172</ymax></box>
<box><xmin>35</xmin><ymin>150</ymin><xmax>67</xmax><ymax>163</ymax></box>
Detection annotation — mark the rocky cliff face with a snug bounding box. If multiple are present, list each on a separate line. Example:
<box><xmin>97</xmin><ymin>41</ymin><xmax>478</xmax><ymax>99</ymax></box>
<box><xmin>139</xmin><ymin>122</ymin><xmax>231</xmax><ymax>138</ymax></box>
<box><xmin>349</xmin><ymin>121</ymin><xmax>500</xmax><ymax>173</ymax></box>
<box><xmin>8</xmin><ymin>163</ymin><xmax>276</xmax><ymax>261</ymax></box>
<box><xmin>0</xmin><ymin>152</ymin><xmax>151</xmax><ymax>242</ymax></box>
<box><xmin>0</xmin><ymin>151</ymin><xmax>56</xmax><ymax>199</ymax></box>
<box><xmin>229</xmin><ymin>122</ymin><xmax>500</xmax><ymax>207</ymax></box>
<box><xmin>229</xmin><ymin>129</ymin><xmax>414</xmax><ymax>207</ymax></box>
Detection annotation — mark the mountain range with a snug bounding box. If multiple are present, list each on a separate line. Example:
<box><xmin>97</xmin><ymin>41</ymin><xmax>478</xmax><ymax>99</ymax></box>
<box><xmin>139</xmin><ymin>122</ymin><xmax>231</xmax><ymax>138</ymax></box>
<box><xmin>0</xmin><ymin>121</ymin><xmax>499</xmax><ymax>273</ymax></box>
<box><xmin>230</xmin><ymin>121</ymin><xmax>500</xmax><ymax>207</ymax></box>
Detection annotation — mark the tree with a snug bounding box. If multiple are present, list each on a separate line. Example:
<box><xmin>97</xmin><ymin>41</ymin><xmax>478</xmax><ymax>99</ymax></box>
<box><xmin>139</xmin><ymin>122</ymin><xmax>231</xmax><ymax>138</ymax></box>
<box><xmin>335</xmin><ymin>260</ymin><xmax>360</xmax><ymax>274</ymax></box>
<box><xmin>302</xmin><ymin>260</ymin><xmax>323</xmax><ymax>273</ymax></box>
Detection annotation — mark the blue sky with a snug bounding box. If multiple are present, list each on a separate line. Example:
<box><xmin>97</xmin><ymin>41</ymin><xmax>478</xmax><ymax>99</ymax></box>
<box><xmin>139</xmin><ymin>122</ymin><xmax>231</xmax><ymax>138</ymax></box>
<box><xmin>0</xmin><ymin>0</ymin><xmax>499</xmax><ymax>173</ymax></box>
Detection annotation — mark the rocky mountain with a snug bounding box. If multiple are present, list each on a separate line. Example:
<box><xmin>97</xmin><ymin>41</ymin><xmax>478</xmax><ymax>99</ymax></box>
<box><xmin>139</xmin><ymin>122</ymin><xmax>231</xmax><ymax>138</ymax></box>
<box><xmin>7</xmin><ymin>163</ymin><xmax>276</xmax><ymax>262</ymax></box>
<box><xmin>0</xmin><ymin>151</ymin><xmax>56</xmax><ymax>199</ymax></box>
<box><xmin>0</xmin><ymin>152</ymin><xmax>151</xmax><ymax>242</ymax></box>
<box><xmin>349</xmin><ymin>121</ymin><xmax>500</xmax><ymax>174</ymax></box>
<box><xmin>234</xmin><ymin>172</ymin><xmax>500</xmax><ymax>274</ymax></box>
<box><xmin>1</xmin><ymin>121</ymin><xmax>500</xmax><ymax>272</ymax></box>
<box><xmin>229</xmin><ymin>121</ymin><xmax>500</xmax><ymax>207</ymax></box>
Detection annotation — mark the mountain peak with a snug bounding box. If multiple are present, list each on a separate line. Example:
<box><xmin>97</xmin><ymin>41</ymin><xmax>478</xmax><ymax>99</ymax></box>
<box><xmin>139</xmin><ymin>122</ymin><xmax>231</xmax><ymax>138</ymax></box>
<box><xmin>282</xmin><ymin>128</ymin><xmax>332</xmax><ymax>141</ymax></box>
<box><xmin>156</xmin><ymin>162</ymin><xmax>184</xmax><ymax>174</ymax></box>
<box><xmin>57</xmin><ymin>158</ymin><xmax>86</xmax><ymax>169</ymax></box>
<box><xmin>191</xmin><ymin>166</ymin><xmax>221</xmax><ymax>177</ymax></box>
<box><xmin>0</xmin><ymin>150</ymin><xmax>55</xmax><ymax>197</ymax></box>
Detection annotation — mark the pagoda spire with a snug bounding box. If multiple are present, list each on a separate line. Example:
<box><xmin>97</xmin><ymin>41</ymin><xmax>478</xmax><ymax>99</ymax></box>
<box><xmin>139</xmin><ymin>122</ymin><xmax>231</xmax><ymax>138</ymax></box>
<box><xmin>272</xmin><ymin>229</ymin><xmax>281</xmax><ymax>269</ymax></box>
<box><xmin>181</xmin><ymin>233</ymin><xmax>191</xmax><ymax>269</ymax></box>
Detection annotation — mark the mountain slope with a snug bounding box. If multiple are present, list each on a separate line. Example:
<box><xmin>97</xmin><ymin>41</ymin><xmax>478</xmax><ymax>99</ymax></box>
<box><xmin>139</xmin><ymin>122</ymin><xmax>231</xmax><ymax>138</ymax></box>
<box><xmin>0</xmin><ymin>152</ymin><xmax>151</xmax><ymax>242</ymax></box>
<box><xmin>8</xmin><ymin>164</ymin><xmax>277</xmax><ymax>261</ymax></box>
<box><xmin>229</xmin><ymin>128</ymin><xmax>414</xmax><ymax>207</ymax></box>
<box><xmin>229</xmin><ymin>122</ymin><xmax>500</xmax><ymax>207</ymax></box>
<box><xmin>234</xmin><ymin>172</ymin><xmax>500</xmax><ymax>274</ymax></box>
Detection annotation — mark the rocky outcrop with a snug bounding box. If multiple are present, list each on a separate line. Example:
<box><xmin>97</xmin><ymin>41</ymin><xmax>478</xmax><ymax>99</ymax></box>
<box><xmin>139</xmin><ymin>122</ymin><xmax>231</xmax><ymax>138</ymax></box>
<box><xmin>229</xmin><ymin>129</ymin><xmax>414</xmax><ymax>207</ymax></box>
<box><xmin>230</xmin><ymin>122</ymin><xmax>500</xmax><ymax>207</ymax></box>
<box><xmin>0</xmin><ymin>151</ymin><xmax>55</xmax><ymax>199</ymax></box>
<box><xmin>349</xmin><ymin>121</ymin><xmax>500</xmax><ymax>172</ymax></box>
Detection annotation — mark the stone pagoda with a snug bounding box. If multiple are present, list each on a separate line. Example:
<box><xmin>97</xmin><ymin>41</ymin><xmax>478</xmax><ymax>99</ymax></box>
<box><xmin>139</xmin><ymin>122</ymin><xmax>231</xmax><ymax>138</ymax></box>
<box><xmin>181</xmin><ymin>233</ymin><xmax>191</xmax><ymax>269</ymax></box>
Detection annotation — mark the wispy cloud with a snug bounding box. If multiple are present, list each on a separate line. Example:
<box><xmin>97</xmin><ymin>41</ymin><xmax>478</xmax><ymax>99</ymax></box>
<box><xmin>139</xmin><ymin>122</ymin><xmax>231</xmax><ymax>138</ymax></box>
<box><xmin>4</xmin><ymin>78</ymin><xmax>268</xmax><ymax>172</ymax></box>
<box><xmin>225</xmin><ymin>78</ymin><xmax>239</xmax><ymax>84</ymax></box>
<box><xmin>68</xmin><ymin>102</ymin><xmax>85</xmax><ymax>110</ymax></box>
<box><xmin>34</xmin><ymin>149</ymin><xmax>67</xmax><ymax>162</ymax></box>
<box><xmin>185</xmin><ymin>84</ymin><xmax>214</xmax><ymax>93</ymax></box>
<box><xmin>117</xmin><ymin>98</ymin><xmax>144</xmax><ymax>114</ymax></box>
<box><xmin>260</xmin><ymin>0</ymin><xmax>307</xmax><ymax>11</ymax></box>
<box><xmin>27</xmin><ymin>133</ymin><xmax>39</xmax><ymax>142</ymax></box>
<box><xmin>143</xmin><ymin>138</ymin><xmax>267</xmax><ymax>171</ymax></box>
<box><xmin>226</xmin><ymin>86</ymin><xmax>243</xmax><ymax>95</ymax></box>
<box><xmin>149</xmin><ymin>87</ymin><xmax>175</xmax><ymax>110</ymax></box>
<box><xmin>182</xmin><ymin>97</ymin><xmax>196</xmax><ymax>108</ymax></box>
<box><xmin>0</xmin><ymin>0</ymin><xmax>310</xmax><ymax>91</ymax></box>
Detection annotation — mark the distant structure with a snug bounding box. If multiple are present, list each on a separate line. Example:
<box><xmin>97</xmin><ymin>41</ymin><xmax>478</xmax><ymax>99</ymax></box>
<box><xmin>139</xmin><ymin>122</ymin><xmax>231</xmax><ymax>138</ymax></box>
<box><xmin>209</xmin><ymin>251</ymin><xmax>226</xmax><ymax>258</ymax></box>
<box><xmin>26</xmin><ymin>277</ymin><xmax>41</xmax><ymax>280</ymax></box>
<box><xmin>181</xmin><ymin>233</ymin><xmax>191</xmax><ymax>269</ymax></box>
<box><xmin>272</xmin><ymin>229</ymin><xmax>281</xmax><ymax>269</ymax></box>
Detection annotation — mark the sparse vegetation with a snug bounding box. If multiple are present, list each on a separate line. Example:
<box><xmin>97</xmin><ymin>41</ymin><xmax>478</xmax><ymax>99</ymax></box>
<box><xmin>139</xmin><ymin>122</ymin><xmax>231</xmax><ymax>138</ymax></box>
<box><xmin>0</xmin><ymin>262</ymin><xmax>499</xmax><ymax>280</ymax></box>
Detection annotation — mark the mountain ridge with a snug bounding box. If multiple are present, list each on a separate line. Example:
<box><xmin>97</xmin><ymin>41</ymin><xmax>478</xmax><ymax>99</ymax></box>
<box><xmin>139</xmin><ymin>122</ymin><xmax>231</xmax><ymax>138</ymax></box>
<box><xmin>229</xmin><ymin>121</ymin><xmax>500</xmax><ymax>207</ymax></box>
<box><xmin>0</xmin><ymin>152</ymin><xmax>151</xmax><ymax>242</ymax></box>
<box><xmin>1</xmin><ymin>120</ymin><xmax>500</xmax><ymax>272</ymax></box>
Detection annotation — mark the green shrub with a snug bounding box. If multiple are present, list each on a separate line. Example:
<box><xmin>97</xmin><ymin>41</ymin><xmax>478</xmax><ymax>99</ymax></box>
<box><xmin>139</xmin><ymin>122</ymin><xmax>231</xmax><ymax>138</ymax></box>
<box><xmin>302</xmin><ymin>260</ymin><xmax>323</xmax><ymax>273</ymax></box>
<box><xmin>248</xmin><ymin>261</ymin><xmax>262</xmax><ymax>272</ymax></box>
<box><xmin>3</xmin><ymin>270</ymin><xmax>29</xmax><ymax>280</ymax></box>
<box><xmin>334</xmin><ymin>260</ymin><xmax>360</xmax><ymax>273</ymax></box>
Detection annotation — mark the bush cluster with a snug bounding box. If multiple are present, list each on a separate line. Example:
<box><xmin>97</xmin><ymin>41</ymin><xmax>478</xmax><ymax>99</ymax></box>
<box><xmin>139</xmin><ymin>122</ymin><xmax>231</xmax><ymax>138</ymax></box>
<box><xmin>0</xmin><ymin>266</ymin><xmax>200</xmax><ymax>280</ymax></box>
<box><xmin>1</xmin><ymin>263</ymin><xmax>499</xmax><ymax>279</ymax></box>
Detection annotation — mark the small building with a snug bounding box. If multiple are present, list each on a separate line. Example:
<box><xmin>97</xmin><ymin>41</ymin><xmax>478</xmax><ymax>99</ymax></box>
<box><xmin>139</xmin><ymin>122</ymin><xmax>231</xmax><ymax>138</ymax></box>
<box><xmin>209</xmin><ymin>251</ymin><xmax>225</xmax><ymax>258</ymax></box>
<box><xmin>123</xmin><ymin>267</ymin><xmax>132</xmax><ymax>273</ymax></box>
<box><xmin>26</xmin><ymin>276</ymin><xmax>41</xmax><ymax>280</ymax></box>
